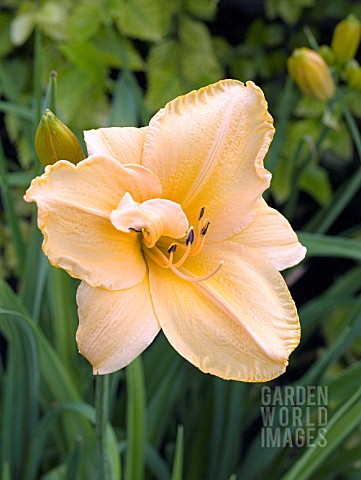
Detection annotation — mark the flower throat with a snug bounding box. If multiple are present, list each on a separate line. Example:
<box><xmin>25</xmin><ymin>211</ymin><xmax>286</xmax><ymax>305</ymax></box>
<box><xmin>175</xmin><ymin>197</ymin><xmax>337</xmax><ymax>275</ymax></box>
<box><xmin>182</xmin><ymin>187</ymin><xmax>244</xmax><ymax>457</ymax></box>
<box><xmin>141</xmin><ymin>207</ymin><xmax>223</xmax><ymax>283</ymax></box>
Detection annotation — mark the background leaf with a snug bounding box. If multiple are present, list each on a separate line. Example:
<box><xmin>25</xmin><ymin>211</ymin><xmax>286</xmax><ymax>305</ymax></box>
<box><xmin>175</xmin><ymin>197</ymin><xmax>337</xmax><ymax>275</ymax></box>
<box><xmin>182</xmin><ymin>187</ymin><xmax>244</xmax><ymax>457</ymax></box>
<box><xmin>114</xmin><ymin>0</ymin><xmax>178</xmax><ymax>42</ymax></box>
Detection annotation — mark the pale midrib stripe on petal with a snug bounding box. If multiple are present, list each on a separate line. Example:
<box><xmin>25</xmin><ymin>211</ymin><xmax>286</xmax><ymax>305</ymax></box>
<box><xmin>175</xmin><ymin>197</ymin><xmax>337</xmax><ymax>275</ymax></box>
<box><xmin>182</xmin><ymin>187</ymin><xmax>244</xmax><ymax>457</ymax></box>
<box><xmin>182</xmin><ymin>90</ymin><xmax>241</xmax><ymax>208</ymax></box>
<box><xmin>35</xmin><ymin>195</ymin><xmax>110</xmax><ymax>219</ymax></box>
<box><xmin>181</xmin><ymin>268</ymin><xmax>286</xmax><ymax>365</ymax></box>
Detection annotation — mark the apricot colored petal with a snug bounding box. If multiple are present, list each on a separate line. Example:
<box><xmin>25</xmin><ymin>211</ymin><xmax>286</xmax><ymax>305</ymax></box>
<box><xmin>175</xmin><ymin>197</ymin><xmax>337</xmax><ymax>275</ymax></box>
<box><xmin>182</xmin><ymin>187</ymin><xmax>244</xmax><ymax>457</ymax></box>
<box><xmin>35</xmin><ymin>204</ymin><xmax>145</xmax><ymax>289</ymax></box>
<box><xmin>84</xmin><ymin>126</ymin><xmax>147</xmax><ymax>164</ymax></box>
<box><xmin>24</xmin><ymin>154</ymin><xmax>162</xmax><ymax>212</ymax></box>
<box><xmin>142</xmin><ymin>80</ymin><xmax>274</xmax><ymax>242</ymax></box>
<box><xmin>227</xmin><ymin>199</ymin><xmax>307</xmax><ymax>271</ymax></box>
<box><xmin>111</xmin><ymin>196</ymin><xmax>188</xmax><ymax>248</ymax></box>
<box><xmin>76</xmin><ymin>278</ymin><xmax>160</xmax><ymax>374</ymax></box>
<box><xmin>147</xmin><ymin>244</ymin><xmax>300</xmax><ymax>381</ymax></box>
<box><xmin>23</xmin><ymin>155</ymin><xmax>158</xmax><ymax>289</ymax></box>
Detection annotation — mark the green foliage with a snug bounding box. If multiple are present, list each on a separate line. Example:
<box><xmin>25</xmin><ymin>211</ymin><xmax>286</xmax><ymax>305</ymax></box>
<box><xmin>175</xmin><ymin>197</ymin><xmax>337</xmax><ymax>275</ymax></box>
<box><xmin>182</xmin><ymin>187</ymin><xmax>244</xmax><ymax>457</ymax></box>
<box><xmin>146</xmin><ymin>40</ymin><xmax>185</xmax><ymax>111</ymax></box>
<box><xmin>146</xmin><ymin>16</ymin><xmax>222</xmax><ymax>110</ymax></box>
<box><xmin>183</xmin><ymin>0</ymin><xmax>218</xmax><ymax>20</ymax></box>
<box><xmin>299</xmin><ymin>164</ymin><xmax>332</xmax><ymax>205</ymax></box>
<box><xmin>179</xmin><ymin>16</ymin><xmax>221</xmax><ymax>84</ymax></box>
<box><xmin>1</xmin><ymin>0</ymin><xmax>225</xmax><ymax>126</ymax></box>
<box><xmin>0</xmin><ymin>13</ymin><xmax>13</xmax><ymax>57</ymax></box>
<box><xmin>266</xmin><ymin>0</ymin><xmax>315</xmax><ymax>25</ymax></box>
<box><xmin>114</xmin><ymin>0</ymin><xmax>178</xmax><ymax>42</ymax></box>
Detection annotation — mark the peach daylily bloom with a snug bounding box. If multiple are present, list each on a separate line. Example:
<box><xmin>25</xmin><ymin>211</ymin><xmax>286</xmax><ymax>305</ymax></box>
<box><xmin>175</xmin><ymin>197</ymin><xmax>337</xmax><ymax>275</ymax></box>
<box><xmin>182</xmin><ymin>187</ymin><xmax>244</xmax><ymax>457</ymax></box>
<box><xmin>25</xmin><ymin>80</ymin><xmax>306</xmax><ymax>382</ymax></box>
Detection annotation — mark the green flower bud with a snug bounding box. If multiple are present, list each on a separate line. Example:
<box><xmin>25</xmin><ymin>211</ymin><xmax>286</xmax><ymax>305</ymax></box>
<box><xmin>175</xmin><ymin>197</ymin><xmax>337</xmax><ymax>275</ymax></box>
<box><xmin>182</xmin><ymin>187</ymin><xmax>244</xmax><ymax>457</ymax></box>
<box><xmin>287</xmin><ymin>48</ymin><xmax>335</xmax><ymax>102</ymax></box>
<box><xmin>318</xmin><ymin>45</ymin><xmax>336</xmax><ymax>66</ymax></box>
<box><xmin>344</xmin><ymin>59</ymin><xmax>359</xmax><ymax>77</ymax></box>
<box><xmin>344</xmin><ymin>60</ymin><xmax>361</xmax><ymax>90</ymax></box>
<box><xmin>35</xmin><ymin>109</ymin><xmax>85</xmax><ymax>167</ymax></box>
<box><xmin>331</xmin><ymin>14</ymin><xmax>361</xmax><ymax>64</ymax></box>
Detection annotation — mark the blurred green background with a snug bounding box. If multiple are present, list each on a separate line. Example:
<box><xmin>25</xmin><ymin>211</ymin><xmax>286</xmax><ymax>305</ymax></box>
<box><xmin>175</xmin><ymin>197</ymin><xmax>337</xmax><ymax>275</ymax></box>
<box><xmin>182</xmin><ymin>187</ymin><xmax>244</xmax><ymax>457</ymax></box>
<box><xmin>1</xmin><ymin>1</ymin><xmax>361</xmax><ymax>479</ymax></box>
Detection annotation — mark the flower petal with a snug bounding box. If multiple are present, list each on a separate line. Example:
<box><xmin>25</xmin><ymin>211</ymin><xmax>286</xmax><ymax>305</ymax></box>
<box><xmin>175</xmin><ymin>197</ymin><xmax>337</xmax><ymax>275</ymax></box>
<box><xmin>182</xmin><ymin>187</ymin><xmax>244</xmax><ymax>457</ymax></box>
<box><xmin>24</xmin><ymin>154</ymin><xmax>162</xmax><ymax>289</ymax></box>
<box><xmin>111</xmin><ymin>195</ymin><xmax>188</xmax><ymax>248</ymax></box>
<box><xmin>142</xmin><ymin>80</ymin><xmax>274</xmax><ymax>242</ymax></box>
<box><xmin>25</xmin><ymin>154</ymin><xmax>162</xmax><ymax>212</ymax></box>
<box><xmin>84</xmin><ymin>126</ymin><xmax>147</xmax><ymax>164</ymax></box>
<box><xmin>76</xmin><ymin>278</ymin><xmax>160</xmax><ymax>374</ymax></box>
<box><xmin>35</xmin><ymin>203</ymin><xmax>145</xmax><ymax>289</ymax></box>
<box><xmin>147</xmin><ymin>243</ymin><xmax>300</xmax><ymax>381</ymax></box>
<box><xmin>226</xmin><ymin>199</ymin><xmax>307</xmax><ymax>271</ymax></box>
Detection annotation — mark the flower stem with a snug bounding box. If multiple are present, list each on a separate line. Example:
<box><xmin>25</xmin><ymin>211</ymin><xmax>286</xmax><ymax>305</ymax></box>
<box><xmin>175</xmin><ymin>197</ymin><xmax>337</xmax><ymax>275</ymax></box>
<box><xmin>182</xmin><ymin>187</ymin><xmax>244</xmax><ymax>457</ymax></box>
<box><xmin>125</xmin><ymin>356</ymin><xmax>145</xmax><ymax>480</ymax></box>
<box><xmin>305</xmin><ymin>100</ymin><xmax>361</xmax><ymax>233</ymax></box>
<box><xmin>95</xmin><ymin>374</ymin><xmax>110</xmax><ymax>480</ymax></box>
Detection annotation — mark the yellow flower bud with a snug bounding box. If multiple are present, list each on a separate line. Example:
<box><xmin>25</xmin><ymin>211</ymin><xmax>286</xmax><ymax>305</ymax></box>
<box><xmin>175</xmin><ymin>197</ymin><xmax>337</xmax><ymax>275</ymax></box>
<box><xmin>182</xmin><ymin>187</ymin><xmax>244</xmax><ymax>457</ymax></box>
<box><xmin>331</xmin><ymin>14</ymin><xmax>361</xmax><ymax>64</ymax></box>
<box><xmin>287</xmin><ymin>48</ymin><xmax>335</xmax><ymax>102</ymax></box>
<box><xmin>35</xmin><ymin>109</ymin><xmax>85</xmax><ymax>167</ymax></box>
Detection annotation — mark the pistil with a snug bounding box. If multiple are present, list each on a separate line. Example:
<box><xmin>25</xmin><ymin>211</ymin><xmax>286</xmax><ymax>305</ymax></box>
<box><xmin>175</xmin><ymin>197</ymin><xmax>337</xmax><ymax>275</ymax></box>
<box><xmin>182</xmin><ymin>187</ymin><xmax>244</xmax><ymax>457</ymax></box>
<box><xmin>168</xmin><ymin>261</ymin><xmax>224</xmax><ymax>283</ymax></box>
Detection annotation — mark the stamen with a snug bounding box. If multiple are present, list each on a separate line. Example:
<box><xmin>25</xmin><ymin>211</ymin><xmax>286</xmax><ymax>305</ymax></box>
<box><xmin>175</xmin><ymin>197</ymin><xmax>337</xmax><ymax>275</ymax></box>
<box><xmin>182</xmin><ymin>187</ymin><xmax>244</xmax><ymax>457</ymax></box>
<box><xmin>194</xmin><ymin>211</ymin><xmax>209</xmax><ymax>246</ymax></box>
<box><xmin>172</xmin><ymin>240</ymin><xmax>192</xmax><ymax>268</ymax></box>
<box><xmin>186</xmin><ymin>227</ymin><xmax>194</xmax><ymax>245</ymax></box>
<box><xmin>190</xmin><ymin>219</ymin><xmax>209</xmax><ymax>257</ymax></box>
<box><xmin>189</xmin><ymin>234</ymin><xmax>206</xmax><ymax>257</ymax></box>
<box><xmin>199</xmin><ymin>206</ymin><xmax>205</xmax><ymax>220</ymax></box>
<box><xmin>169</xmin><ymin>261</ymin><xmax>224</xmax><ymax>283</ymax></box>
<box><xmin>167</xmin><ymin>243</ymin><xmax>178</xmax><ymax>267</ymax></box>
<box><xmin>201</xmin><ymin>221</ymin><xmax>210</xmax><ymax>236</ymax></box>
<box><xmin>172</xmin><ymin>227</ymin><xmax>195</xmax><ymax>268</ymax></box>
<box><xmin>168</xmin><ymin>243</ymin><xmax>178</xmax><ymax>254</ymax></box>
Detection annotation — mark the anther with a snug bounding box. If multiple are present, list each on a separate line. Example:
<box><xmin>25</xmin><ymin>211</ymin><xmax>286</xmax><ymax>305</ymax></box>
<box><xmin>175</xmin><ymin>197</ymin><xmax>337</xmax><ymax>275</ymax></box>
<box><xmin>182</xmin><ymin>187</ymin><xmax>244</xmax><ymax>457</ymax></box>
<box><xmin>199</xmin><ymin>207</ymin><xmax>205</xmax><ymax>220</ymax></box>
<box><xmin>186</xmin><ymin>228</ymin><xmax>195</xmax><ymax>245</ymax></box>
<box><xmin>168</xmin><ymin>243</ymin><xmax>178</xmax><ymax>254</ymax></box>
<box><xmin>201</xmin><ymin>221</ymin><xmax>210</xmax><ymax>236</ymax></box>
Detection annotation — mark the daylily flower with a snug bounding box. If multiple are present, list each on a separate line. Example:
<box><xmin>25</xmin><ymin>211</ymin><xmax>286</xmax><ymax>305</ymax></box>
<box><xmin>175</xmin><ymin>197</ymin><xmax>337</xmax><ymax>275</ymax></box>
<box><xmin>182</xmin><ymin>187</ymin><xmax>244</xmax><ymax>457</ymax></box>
<box><xmin>25</xmin><ymin>80</ymin><xmax>306</xmax><ymax>382</ymax></box>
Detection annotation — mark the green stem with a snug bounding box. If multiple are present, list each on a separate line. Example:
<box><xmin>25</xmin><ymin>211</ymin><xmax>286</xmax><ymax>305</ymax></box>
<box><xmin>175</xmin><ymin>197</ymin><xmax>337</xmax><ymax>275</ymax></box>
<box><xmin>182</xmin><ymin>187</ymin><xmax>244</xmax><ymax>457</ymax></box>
<box><xmin>171</xmin><ymin>426</ymin><xmax>184</xmax><ymax>480</ymax></box>
<box><xmin>95</xmin><ymin>375</ymin><xmax>110</xmax><ymax>480</ymax></box>
<box><xmin>305</xmin><ymin>101</ymin><xmax>361</xmax><ymax>233</ymax></box>
<box><xmin>343</xmin><ymin>101</ymin><xmax>361</xmax><ymax>158</ymax></box>
<box><xmin>303</xmin><ymin>25</ymin><xmax>319</xmax><ymax>50</ymax></box>
<box><xmin>265</xmin><ymin>76</ymin><xmax>298</xmax><ymax>174</ymax></box>
<box><xmin>49</xmin><ymin>268</ymin><xmax>77</xmax><ymax>373</ymax></box>
<box><xmin>33</xmin><ymin>26</ymin><xmax>43</xmax><ymax>176</ymax></box>
<box><xmin>33</xmin><ymin>26</ymin><xmax>42</xmax><ymax>126</ymax></box>
<box><xmin>0</xmin><ymin>141</ymin><xmax>26</xmax><ymax>272</ymax></box>
<box><xmin>284</xmin><ymin>119</ymin><xmax>330</xmax><ymax>220</ymax></box>
<box><xmin>125</xmin><ymin>356</ymin><xmax>145</xmax><ymax>480</ymax></box>
<box><xmin>43</xmin><ymin>71</ymin><xmax>58</xmax><ymax>114</ymax></box>
<box><xmin>283</xmin><ymin>137</ymin><xmax>308</xmax><ymax>220</ymax></box>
